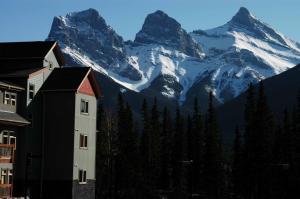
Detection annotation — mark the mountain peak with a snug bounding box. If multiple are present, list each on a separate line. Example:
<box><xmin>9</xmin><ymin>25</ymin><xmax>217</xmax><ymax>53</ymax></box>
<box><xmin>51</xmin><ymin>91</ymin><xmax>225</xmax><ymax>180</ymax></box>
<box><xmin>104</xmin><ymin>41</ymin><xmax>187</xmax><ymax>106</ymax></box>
<box><xmin>134</xmin><ymin>10</ymin><xmax>203</xmax><ymax>57</ymax></box>
<box><xmin>47</xmin><ymin>8</ymin><xmax>130</xmax><ymax>76</ymax></box>
<box><xmin>64</xmin><ymin>8</ymin><xmax>108</xmax><ymax>29</ymax></box>
<box><xmin>236</xmin><ymin>7</ymin><xmax>251</xmax><ymax>17</ymax></box>
<box><xmin>230</xmin><ymin>7</ymin><xmax>256</xmax><ymax>27</ymax></box>
<box><xmin>67</xmin><ymin>8</ymin><xmax>100</xmax><ymax>19</ymax></box>
<box><xmin>151</xmin><ymin>10</ymin><xmax>169</xmax><ymax>17</ymax></box>
<box><xmin>136</xmin><ymin>10</ymin><xmax>181</xmax><ymax>38</ymax></box>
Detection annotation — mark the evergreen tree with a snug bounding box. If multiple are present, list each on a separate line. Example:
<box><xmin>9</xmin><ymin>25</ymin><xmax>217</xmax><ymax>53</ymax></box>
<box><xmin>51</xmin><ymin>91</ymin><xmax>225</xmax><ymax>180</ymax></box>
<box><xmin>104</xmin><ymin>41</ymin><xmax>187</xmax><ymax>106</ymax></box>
<box><xmin>96</xmin><ymin>106</ymin><xmax>118</xmax><ymax>199</ymax></box>
<box><xmin>149</xmin><ymin>97</ymin><xmax>161</xmax><ymax>188</ymax></box>
<box><xmin>189</xmin><ymin>97</ymin><xmax>204</xmax><ymax>196</ymax></box>
<box><xmin>115</xmin><ymin>95</ymin><xmax>140</xmax><ymax>198</ymax></box>
<box><xmin>139</xmin><ymin>99</ymin><xmax>152</xmax><ymax>197</ymax></box>
<box><xmin>288</xmin><ymin>92</ymin><xmax>300</xmax><ymax>197</ymax></box>
<box><xmin>172</xmin><ymin>107</ymin><xmax>188</xmax><ymax>199</ymax></box>
<box><xmin>186</xmin><ymin>114</ymin><xmax>193</xmax><ymax>196</ymax></box>
<box><xmin>253</xmin><ymin>81</ymin><xmax>274</xmax><ymax>199</ymax></box>
<box><xmin>242</xmin><ymin>83</ymin><xmax>257</xmax><ymax>199</ymax></box>
<box><xmin>232</xmin><ymin>126</ymin><xmax>243</xmax><ymax>199</ymax></box>
<box><xmin>203</xmin><ymin>92</ymin><xmax>224</xmax><ymax>199</ymax></box>
<box><xmin>159</xmin><ymin>107</ymin><xmax>173</xmax><ymax>191</ymax></box>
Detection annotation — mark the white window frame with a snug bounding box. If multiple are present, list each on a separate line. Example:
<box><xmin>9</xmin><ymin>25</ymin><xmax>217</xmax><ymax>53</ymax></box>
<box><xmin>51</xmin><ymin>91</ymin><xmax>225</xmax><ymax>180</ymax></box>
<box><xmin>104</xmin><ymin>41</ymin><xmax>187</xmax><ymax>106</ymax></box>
<box><xmin>79</xmin><ymin>134</ymin><xmax>88</xmax><ymax>149</ymax></box>
<box><xmin>4</xmin><ymin>92</ymin><xmax>10</xmax><ymax>105</ymax></box>
<box><xmin>1</xmin><ymin>131</ymin><xmax>16</xmax><ymax>148</ymax></box>
<box><xmin>8</xmin><ymin>169</ymin><xmax>13</xmax><ymax>184</ymax></box>
<box><xmin>0</xmin><ymin>169</ymin><xmax>13</xmax><ymax>185</ymax></box>
<box><xmin>78</xmin><ymin>169</ymin><xmax>87</xmax><ymax>184</ymax></box>
<box><xmin>9</xmin><ymin>136</ymin><xmax>16</xmax><ymax>149</ymax></box>
<box><xmin>1</xmin><ymin>169</ymin><xmax>7</xmax><ymax>184</ymax></box>
<box><xmin>80</xmin><ymin>99</ymin><xmax>89</xmax><ymax>114</ymax></box>
<box><xmin>4</xmin><ymin>91</ymin><xmax>17</xmax><ymax>106</ymax></box>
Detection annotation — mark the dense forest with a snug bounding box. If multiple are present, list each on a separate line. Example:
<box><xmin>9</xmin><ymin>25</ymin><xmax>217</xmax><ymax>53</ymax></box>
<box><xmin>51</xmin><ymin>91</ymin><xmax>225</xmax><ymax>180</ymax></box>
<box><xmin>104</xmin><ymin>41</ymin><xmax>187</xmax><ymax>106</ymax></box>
<box><xmin>96</xmin><ymin>82</ymin><xmax>300</xmax><ymax>199</ymax></box>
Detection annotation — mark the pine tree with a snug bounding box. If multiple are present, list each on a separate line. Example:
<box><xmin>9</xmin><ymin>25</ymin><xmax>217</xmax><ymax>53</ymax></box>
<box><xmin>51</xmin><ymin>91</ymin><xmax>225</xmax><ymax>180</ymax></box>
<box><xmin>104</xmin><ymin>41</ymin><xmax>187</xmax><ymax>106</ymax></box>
<box><xmin>186</xmin><ymin>114</ymin><xmax>193</xmax><ymax>196</ymax></box>
<box><xmin>242</xmin><ymin>83</ymin><xmax>257</xmax><ymax>199</ymax></box>
<box><xmin>149</xmin><ymin>97</ymin><xmax>161</xmax><ymax>189</ymax></box>
<box><xmin>254</xmin><ymin>81</ymin><xmax>274</xmax><ymax>199</ymax></box>
<box><xmin>139</xmin><ymin>99</ymin><xmax>152</xmax><ymax>196</ymax></box>
<box><xmin>203</xmin><ymin>91</ymin><xmax>224</xmax><ymax>199</ymax></box>
<box><xmin>232</xmin><ymin>126</ymin><xmax>243</xmax><ymax>198</ymax></box>
<box><xmin>115</xmin><ymin>94</ymin><xmax>140</xmax><ymax>198</ymax></box>
<box><xmin>189</xmin><ymin>97</ymin><xmax>204</xmax><ymax>196</ymax></box>
<box><xmin>172</xmin><ymin>107</ymin><xmax>188</xmax><ymax>199</ymax></box>
<box><xmin>288</xmin><ymin>92</ymin><xmax>300</xmax><ymax>197</ymax></box>
<box><xmin>159</xmin><ymin>107</ymin><xmax>173</xmax><ymax>191</ymax></box>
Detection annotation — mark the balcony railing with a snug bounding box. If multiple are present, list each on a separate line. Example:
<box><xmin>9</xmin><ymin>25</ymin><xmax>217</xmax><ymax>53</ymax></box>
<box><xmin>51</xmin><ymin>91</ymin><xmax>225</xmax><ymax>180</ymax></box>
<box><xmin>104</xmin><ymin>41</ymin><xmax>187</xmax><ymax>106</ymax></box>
<box><xmin>0</xmin><ymin>144</ymin><xmax>15</xmax><ymax>163</ymax></box>
<box><xmin>0</xmin><ymin>184</ymin><xmax>12</xmax><ymax>198</ymax></box>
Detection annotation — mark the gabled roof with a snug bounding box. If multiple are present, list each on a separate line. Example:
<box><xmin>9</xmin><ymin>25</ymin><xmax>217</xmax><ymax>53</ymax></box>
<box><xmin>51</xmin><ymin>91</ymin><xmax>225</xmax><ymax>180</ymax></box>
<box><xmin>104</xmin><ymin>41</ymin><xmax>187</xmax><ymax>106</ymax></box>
<box><xmin>0</xmin><ymin>41</ymin><xmax>65</xmax><ymax>71</ymax></box>
<box><xmin>40</xmin><ymin>67</ymin><xmax>102</xmax><ymax>98</ymax></box>
<box><xmin>0</xmin><ymin>41</ymin><xmax>56</xmax><ymax>59</ymax></box>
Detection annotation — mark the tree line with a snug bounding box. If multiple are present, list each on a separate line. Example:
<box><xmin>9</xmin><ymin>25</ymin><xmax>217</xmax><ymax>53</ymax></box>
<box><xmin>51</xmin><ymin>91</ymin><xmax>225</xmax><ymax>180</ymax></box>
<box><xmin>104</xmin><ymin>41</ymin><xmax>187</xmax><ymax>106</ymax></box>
<box><xmin>96</xmin><ymin>82</ymin><xmax>300</xmax><ymax>199</ymax></box>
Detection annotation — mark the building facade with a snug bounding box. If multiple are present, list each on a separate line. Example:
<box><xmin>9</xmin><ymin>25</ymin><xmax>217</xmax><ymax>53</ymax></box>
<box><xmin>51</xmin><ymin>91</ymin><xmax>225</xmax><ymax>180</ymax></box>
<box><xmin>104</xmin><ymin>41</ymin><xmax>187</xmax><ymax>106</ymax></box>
<box><xmin>0</xmin><ymin>41</ymin><xmax>100</xmax><ymax>199</ymax></box>
<box><xmin>0</xmin><ymin>81</ymin><xmax>30</xmax><ymax>198</ymax></box>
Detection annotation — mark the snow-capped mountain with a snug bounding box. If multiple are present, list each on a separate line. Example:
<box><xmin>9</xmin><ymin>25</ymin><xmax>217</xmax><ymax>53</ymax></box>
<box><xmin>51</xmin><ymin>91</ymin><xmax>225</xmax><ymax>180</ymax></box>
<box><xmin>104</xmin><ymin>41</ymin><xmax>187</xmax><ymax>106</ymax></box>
<box><xmin>47</xmin><ymin>7</ymin><xmax>300</xmax><ymax>105</ymax></box>
<box><xmin>191</xmin><ymin>7</ymin><xmax>300</xmax><ymax>102</ymax></box>
<box><xmin>47</xmin><ymin>8</ymin><xmax>142</xmax><ymax>81</ymax></box>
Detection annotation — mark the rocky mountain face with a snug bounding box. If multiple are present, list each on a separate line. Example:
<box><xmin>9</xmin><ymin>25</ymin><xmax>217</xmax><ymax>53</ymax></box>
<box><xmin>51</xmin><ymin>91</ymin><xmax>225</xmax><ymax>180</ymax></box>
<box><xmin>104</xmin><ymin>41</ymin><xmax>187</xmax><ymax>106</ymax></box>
<box><xmin>190</xmin><ymin>7</ymin><xmax>300</xmax><ymax>103</ymax></box>
<box><xmin>47</xmin><ymin>8</ymin><xmax>142</xmax><ymax>81</ymax></box>
<box><xmin>47</xmin><ymin>7</ymin><xmax>300</xmax><ymax>108</ymax></box>
<box><xmin>135</xmin><ymin>10</ymin><xmax>203</xmax><ymax>58</ymax></box>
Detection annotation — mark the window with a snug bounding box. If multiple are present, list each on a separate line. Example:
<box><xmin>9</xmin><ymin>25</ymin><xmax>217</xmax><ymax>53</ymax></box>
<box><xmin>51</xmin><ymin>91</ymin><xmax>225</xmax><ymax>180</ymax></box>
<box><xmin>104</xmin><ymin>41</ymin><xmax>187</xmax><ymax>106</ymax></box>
<box><xmin>79</xmin><ymin>169</ymin><xmax>87</xmax><ymax>184</ymax></box>
<box><xmin>29</xmin><ymin>84</ymin><xmax>35</xmax><ymax>100</ymax></box>
<box><xmin>80</xmin><ymin>99</ymin><xmax>89</xmax><ymax>114</ymax></box>
<box><xmin>79</xmin><ymin>134</ymin><xmax>88</xmax><ymax>148</ymax></box>
<box><xmin>2</xmin><ymin>133</ymin><xmax>8</xmax><ymax>144</ymax></box>
<box><xmin>1</xmin><ymin>131</ymin><xmax>16</xmax><ymax>148</ymax></box>
<box><xmin>4</xmin><ymin>92</ymin><xmax>10</xmax><ymax>105</ymax></box>
<box><xmin>11</xmin><ymin>94</ymin><xmax>16</xmax><ymax>106</ymax></box>
<box><xmin>4</xmin><ymin>92</ymin><xmax>17</xmax><ymax>106</ymax></box>
<box><xmin>1</xmin><ymin>169</ymin><xmax>7</xmax><ymax>184</ymax></box>
<box><xmin>0</xmin><ymin>169</ymin><xmax>13</xmax><ymax>184</ymax></box>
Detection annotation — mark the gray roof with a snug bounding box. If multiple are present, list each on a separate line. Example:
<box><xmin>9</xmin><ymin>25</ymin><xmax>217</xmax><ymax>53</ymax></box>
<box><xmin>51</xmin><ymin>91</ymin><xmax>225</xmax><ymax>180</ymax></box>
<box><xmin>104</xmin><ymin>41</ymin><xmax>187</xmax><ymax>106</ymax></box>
<box><xmin>40</xmin><ymin>66</ymin><xmax>102</xmax><ymax>98</ymax></box>
<box><xmin>0</xmin><ymin>81</ymin><xmax>24</xmax><ymax>91</ymax></box>
<box><xmin>0</xmin><ymin>41</ymin><xmax>56</xmax><ymax>59</ymax></box>
<box><xmin>0</xmin><ymin>111</ymin><xmax>30</xmax><ymax>126</ymax></box>
<box><xmin>41</xmin><ymin>67</ymin><xmax>91</xmax><ymax>91</ymax></box>
<box><xmin>0</xmin><ymin>41</ymin><xmax>65</xmax><ymax>72</ymax></box>
<box><xmin>0</xmin><ymin>68</ymin><xmax>44</xmax><ymax>78</ymax></box>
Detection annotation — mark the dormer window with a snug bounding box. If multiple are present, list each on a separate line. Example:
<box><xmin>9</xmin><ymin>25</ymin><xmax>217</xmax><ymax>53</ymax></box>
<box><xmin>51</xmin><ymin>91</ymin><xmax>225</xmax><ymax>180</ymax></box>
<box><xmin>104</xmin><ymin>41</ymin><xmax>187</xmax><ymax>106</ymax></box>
<box><xmin>4</xmin><ymin>92</ymin><xmax>17</xmax><ymax>106</ymax></box>
<box><xmin>29</xmin><ymin>84</ymin><xmax>35</xmax><ymax>100</ymax></box>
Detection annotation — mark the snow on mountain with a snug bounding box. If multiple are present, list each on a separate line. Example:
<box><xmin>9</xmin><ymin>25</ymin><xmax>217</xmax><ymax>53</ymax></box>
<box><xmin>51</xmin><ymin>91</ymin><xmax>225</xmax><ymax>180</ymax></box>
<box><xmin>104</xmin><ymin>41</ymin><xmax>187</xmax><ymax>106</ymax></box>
<box><xmin>191</xmin><ymin>7</ymin><xmax>300</xmax><ymax>102</ymax></box>
<box><xmin>47</xmin><ymin>7</ymin><xmax>300</xmax><ymax>105</ymax></box>
<box><xmin>125</xmin><ymin>44</ymin><xmax>210</xmax><ymax>99</ymax></box>
<box><xmin>47</xmin><ymin>8</ymin><xmax>142</xmax><ymax>81</ymax></box>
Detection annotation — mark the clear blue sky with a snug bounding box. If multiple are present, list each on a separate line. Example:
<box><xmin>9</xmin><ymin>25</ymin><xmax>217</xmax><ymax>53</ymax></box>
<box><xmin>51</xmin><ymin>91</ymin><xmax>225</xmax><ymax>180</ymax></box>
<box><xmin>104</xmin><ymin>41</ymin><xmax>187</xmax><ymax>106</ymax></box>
<box><xmin>1</xmin><ymin>0</ymin><xmax>300</xmax><ymax>42</ymax></box>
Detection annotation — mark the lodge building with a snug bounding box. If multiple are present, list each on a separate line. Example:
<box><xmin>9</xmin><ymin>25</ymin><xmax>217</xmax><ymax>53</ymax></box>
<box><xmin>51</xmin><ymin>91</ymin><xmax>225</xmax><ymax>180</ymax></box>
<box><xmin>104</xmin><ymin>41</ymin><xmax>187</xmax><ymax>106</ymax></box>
<box><xmin>0</xmin><ymin>41</ymin><xmax>100</xmax><ymax>199</ymax></box>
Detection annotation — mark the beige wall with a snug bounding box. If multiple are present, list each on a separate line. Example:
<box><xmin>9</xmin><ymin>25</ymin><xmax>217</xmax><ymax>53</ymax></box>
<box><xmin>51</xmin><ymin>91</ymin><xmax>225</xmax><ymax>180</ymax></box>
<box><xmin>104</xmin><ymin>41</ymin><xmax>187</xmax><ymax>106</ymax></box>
<box><xmin>73</xmin><ymin>93</ymin><xmax>97</xmax><ymax>181</ymax></box>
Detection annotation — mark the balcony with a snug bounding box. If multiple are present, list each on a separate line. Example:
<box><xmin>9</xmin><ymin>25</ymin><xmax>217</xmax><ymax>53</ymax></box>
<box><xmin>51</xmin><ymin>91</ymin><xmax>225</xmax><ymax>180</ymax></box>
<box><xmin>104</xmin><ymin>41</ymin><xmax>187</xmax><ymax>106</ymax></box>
<box><xmin>0</xmin><ymin>144</ymin><xmax>15</xmax><ymax>163</ymax></box>
<box><xmin>0</xmin><ymin>184</ymin><xmax>12</xmax><ymax>198</ymax></box>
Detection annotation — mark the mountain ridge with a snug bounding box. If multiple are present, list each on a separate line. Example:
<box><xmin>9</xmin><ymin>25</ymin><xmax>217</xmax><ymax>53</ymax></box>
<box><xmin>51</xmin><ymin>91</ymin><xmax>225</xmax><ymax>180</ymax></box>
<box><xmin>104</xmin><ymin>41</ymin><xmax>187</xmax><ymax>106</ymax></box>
<box><xmin>47</xmin><ymin>7</ymin><xmax>300</xmax><ymax>107</ymax></box>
